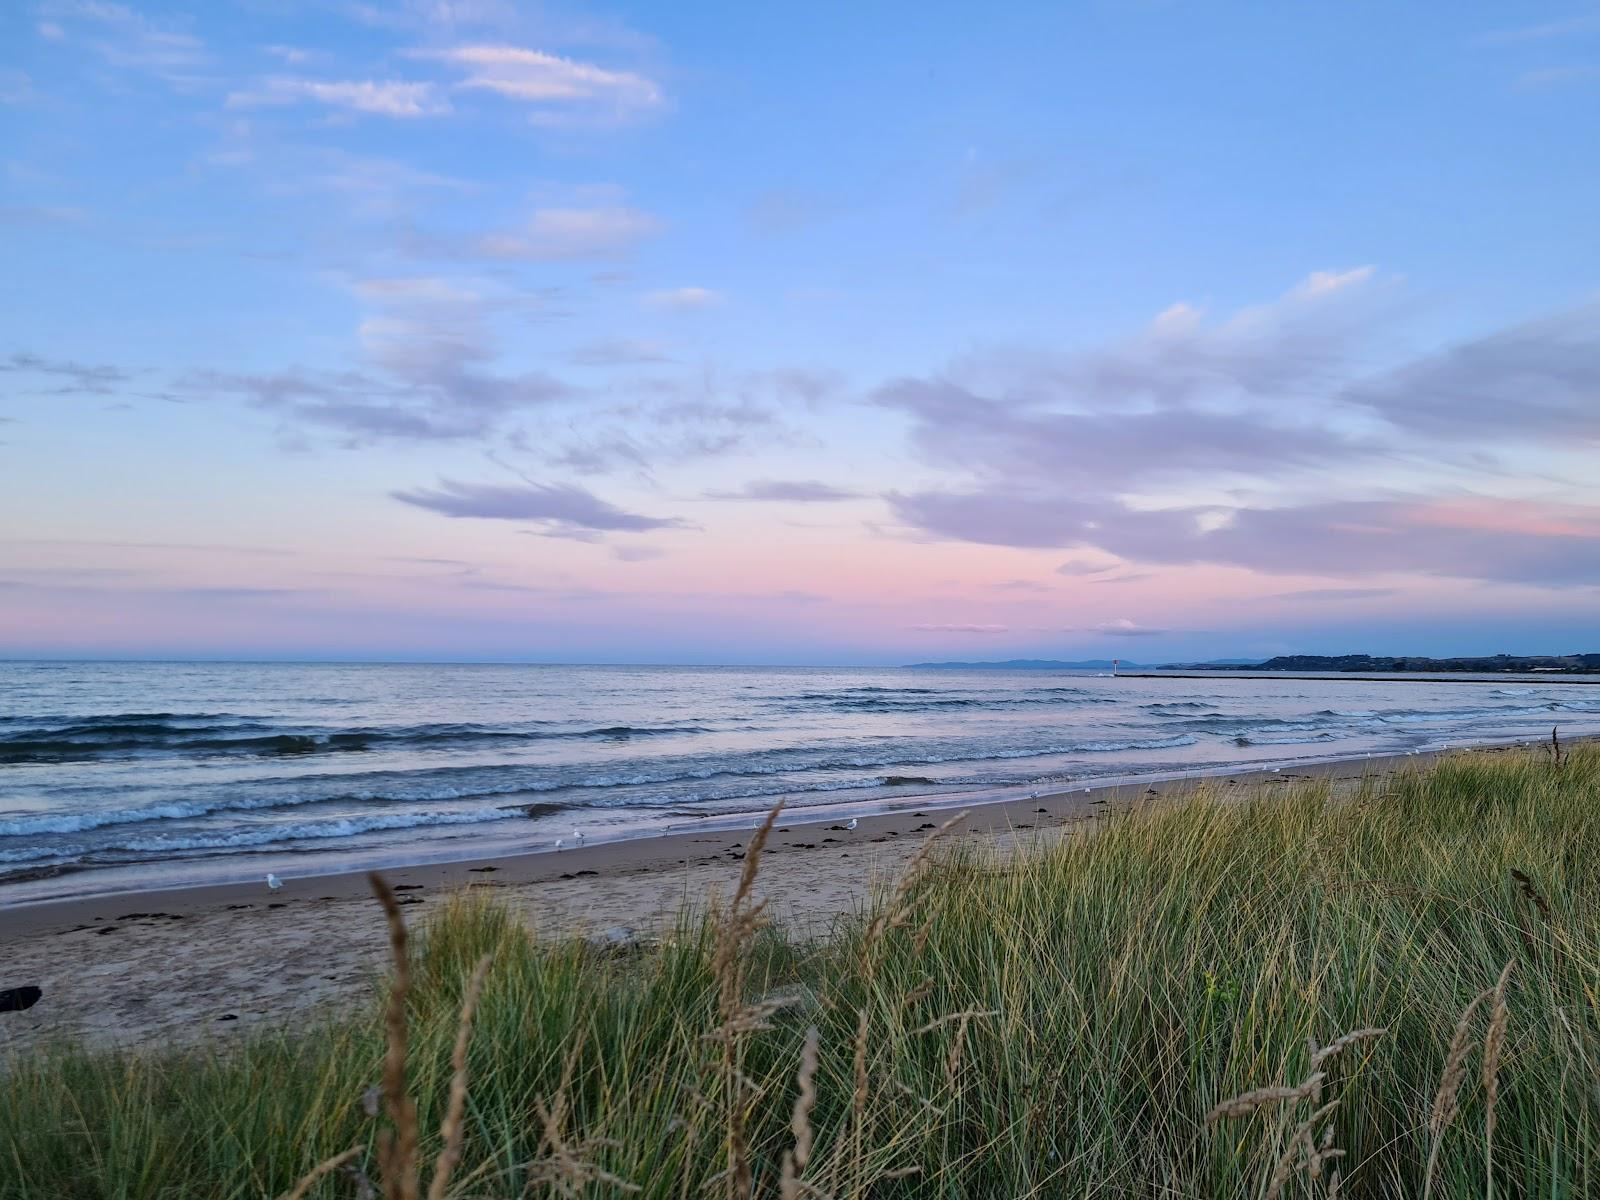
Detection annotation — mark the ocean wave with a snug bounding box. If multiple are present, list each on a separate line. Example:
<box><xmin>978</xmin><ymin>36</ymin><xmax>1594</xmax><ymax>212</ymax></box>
<box><xmin>1373</xmin><ymin>704</ymin><xmax>1565</xmax><ymax>725</ymax></box>
<box><xmin>0</xmin><ymin>715</ymin><xmax>713</xmax><ymax>764</ymax></box>
<box><xmin>0</xmin><ymin>806</ymin><xmax>530</xmax><ymax>864</ymax></box>
<box><xmin>1234</xmin><ymin>733</ymin><xmax>1340</xmax><ymax>746</ymax></box>
<box><xmin>1</xmin><ymin>732</ymin><xmax>1206</xmax><ymax>840</ymax></box>
<box><xmin>793</xmin><ymin>694</ymin><xmax>1111</xmax><ymax>713</ymax></box>
<box><xmin>0</xmin><ymin>773</ymin><xmax>579</xmax><ymax>838</ymax></box>
<box><xmin>1174</xmin><ymin>715</ymin><xmax>1332</xmax><ymax>734</ymax></box>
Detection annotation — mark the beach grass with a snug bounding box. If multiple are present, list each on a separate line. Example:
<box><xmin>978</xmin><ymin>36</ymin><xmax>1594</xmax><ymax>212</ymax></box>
<box><xmin>4</xmin><ymin>744</ymin><xmax>1600</xmax><ymax>1198</ymax></box>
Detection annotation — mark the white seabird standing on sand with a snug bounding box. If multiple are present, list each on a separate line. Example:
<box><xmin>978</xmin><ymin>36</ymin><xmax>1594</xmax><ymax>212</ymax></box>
<box><xmin>846</xmin><ymin>817</ymin><xmax>858</xmax><ymax>831</ymax></box>
<box><xmin>266</xmin><ymin>873</ymin><xmax>283</xmax><ymax>890</ymax></box>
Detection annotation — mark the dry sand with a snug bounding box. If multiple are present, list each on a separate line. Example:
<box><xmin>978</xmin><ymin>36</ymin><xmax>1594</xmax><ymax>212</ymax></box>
<box><xmin>0</xmin><ymin>746</ymin><xmax>1532</xmax><ymax>1057</ymax></box>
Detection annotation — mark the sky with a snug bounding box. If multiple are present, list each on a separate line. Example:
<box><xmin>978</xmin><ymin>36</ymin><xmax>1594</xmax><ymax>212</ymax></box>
<box><xmin>2</xmin><ymin>1</ymin><xmax>1599</xmax><ymax>665</ymax></box>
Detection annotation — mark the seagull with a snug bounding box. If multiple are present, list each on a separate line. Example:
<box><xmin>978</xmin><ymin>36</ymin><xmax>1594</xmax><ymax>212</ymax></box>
<box><xmin>572</xmin><ymin>828</ymin><xmax>586</xmax><ymax>846</ymax></box>
<box><xmin>266</xmin><ymin>873</ymin><xmax>283</xmax><ymax>891</ymax></box>
<box><xmin>846</xmin><ymin>817</ymin><xmax>858</xmax><ymax>831</ymax></box>
<box><xmin>555</xmin><ymin>837</ymin><xmax>564</xmax><ymax>850</ymax></box>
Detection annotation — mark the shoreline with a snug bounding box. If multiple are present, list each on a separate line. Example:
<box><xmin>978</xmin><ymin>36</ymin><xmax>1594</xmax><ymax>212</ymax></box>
<box><xmin>0</xmin><ymin>732</ymin><xmax>1571</xmax><ymax>925</ymax></box>
<box><xmin>0</xmin><ymin>733</ymin><xmax>1549</xmax><ymax>915</ymax></box>
<box><xmin>0</xmin><ymin>736</ymin><xmax>1572</xmax><ymax>1056</ymax></box>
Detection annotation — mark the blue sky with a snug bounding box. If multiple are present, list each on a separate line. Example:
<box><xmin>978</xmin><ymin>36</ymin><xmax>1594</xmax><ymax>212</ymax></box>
<box><xmin>2</xmin><ymin>1</ymin><xmax>1599</xmax><ymax>663</ymax></box>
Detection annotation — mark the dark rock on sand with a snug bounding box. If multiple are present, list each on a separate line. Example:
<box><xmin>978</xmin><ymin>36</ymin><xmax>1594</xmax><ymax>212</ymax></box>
<box><xmin>1</xmin><ymin>985</ymin><xmax>42</xmax><ymax>1013</ymax></box>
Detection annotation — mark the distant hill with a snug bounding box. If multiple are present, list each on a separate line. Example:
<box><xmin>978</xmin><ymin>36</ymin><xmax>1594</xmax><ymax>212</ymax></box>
<box><xmin>905</xmin><ymin>659</ymin><xmax>1142</xmax><ymax>670</ymax></box>
<box><xmin>1165</xmin><ymin>653</ymin><xmax>1600</xmax><ymax>674</ymax></box>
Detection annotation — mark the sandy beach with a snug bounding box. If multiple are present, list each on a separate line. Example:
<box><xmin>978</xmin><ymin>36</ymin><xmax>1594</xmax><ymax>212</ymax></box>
<box><xmin>5</xmin><ymin>743</ymin><xmax>1541</xmax><ymax>1059</ymax></box>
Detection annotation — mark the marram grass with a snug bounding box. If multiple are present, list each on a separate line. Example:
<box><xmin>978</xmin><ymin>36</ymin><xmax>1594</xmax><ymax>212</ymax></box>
<box><xmin>4</xmin><ymin>745</ymin><xmax>1599</xmax><ymax>1198</ymax></box>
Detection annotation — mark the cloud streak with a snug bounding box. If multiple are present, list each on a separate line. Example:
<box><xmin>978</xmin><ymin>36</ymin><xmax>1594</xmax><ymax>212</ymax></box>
<box><xmin>228</xmin><ymin>77</ymin><xmax>451</xmax><ymax>117</ymax></box>
<box><xmin>475</xmin><ymin>204</ymin><xmax>661</xmax><ymax>260</ymax></box>
<box><xmin>893</xmin><ymin>491</ymin><xmax>1600</xmax><ymax>586</ymax></box>
<box><xmin>392</xmin><ymin>479</ymin><xmax>687</xmax><ymax>532</ymax></box>
<box><xmin>411</xmin><ymin>44</ymin><xmax>663</xmax><ymax>124</ymax></box>
<box><xmin>705</xmin><ymin>479</ymin><xmax>865</xmax><ymax>502</ymax></box>
<box><xmin>883</xmin><ymin>275</ymin><xmax>1600</xmax><ymax>588</ymax></box>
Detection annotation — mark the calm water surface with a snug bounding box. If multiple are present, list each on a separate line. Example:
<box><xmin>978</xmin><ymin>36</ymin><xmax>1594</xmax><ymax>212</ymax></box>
<box><xmin>4</xmin><ymin>661</ymin><xmax>1599</xmax><ymax>903</ymax></box>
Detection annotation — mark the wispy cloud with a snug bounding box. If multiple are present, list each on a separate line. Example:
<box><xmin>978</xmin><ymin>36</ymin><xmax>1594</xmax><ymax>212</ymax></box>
<box><xmin>644</xmin><ymin>286</ymin><xmax>721</xmax><ymax>310</ymax></box>
<box><xmin>393</xmin><ymin>479</ymin><xmax>687</xmax><ymax>532</ymax></box>
<box><xmin>911</xmin><ymin>623</ymin><xmax>1009</xmax><ymax>633</ymax></box>
<box><xmin>567</xmin><ymin>338</ymin><xmax>673</xmax><ymax>366</ymax></box>
<box><xmin>1477</xmin><ymin>15</ymin><xmax>1600</xmax><ymax>45</ymax></box>
<box><xmin>877</xmin><ymin>268</ymin><xmax>1389</xmax><ymax>490</ymax></box>
<box><xmin>227</xmin><ymin>77</ymin><xmax>451</xmax><ymax>117</ymax></box>
<box><xmin>1</xmin><ymin>350</ymin><xmax>141</xmax><ymax>395</ymax></box>
<box><xmin>410</xmin><ymin>44</ymin><xmax>663</xmax><ymax>124</ymax></box>
<box><xmin>40</xmin><ymin>1</ymin><xmax>209</xmax><ymax>83</ymax></box>
<box><xmin>704</xmin><ymin>479</ymin><xmax>864</xmax><ymax>502</ymax></box>
<box><xmin>1515</xmin><ymin>65</ymin><xmax>1600</xmax><ymax>90</ymax></box>
<box><xmin>893</xmin><ymin>490</ymin><xmax>1600</xmax><ymax>587</ymax></box>
<box><xmin>883</xmin><ymin>274</ymin><xmax>1600</xmax><ymax>588</ymax></box>
<box><xmin>475</xmin><ymin>204</ymin><xmax>661</xmax><ymax>260</ymax></box>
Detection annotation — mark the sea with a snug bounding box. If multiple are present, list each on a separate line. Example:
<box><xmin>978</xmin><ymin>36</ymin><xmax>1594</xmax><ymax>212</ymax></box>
<box><xmin>4</xmin><ymin>660</ymin><xmax>1600</xmax><ymax>905</ymax></box>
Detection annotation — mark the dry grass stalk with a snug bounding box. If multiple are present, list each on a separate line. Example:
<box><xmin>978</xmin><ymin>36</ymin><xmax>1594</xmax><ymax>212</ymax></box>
<box><xmin>1554</xmin><ymin>1006</ymin><xmax>1600</xmax><ymax>1109</ymax></box>
<box><xmin>1482</xmin><ymin>960</ymin><xmax>1514</xmax><ymax>1200</ymax></box>
<box><xmin>911</xmin><ymin>912</ymin><xmax>935</xmax><ymax>956</ymax></box>
<box><xmin>1206</xmin><ymin>1077</ymin><xmax>1324</xmax><ymax>1125</ymax></box>
<box><xmin>370</xmin><ymin>873</ymin><xmax>420</xmax><ymax>1200</ymax></box>
<box><xmin>900</xmin><ymin>976</ymin><xmax>935</xmax><ymax>1010</ymax></box>
<box><xmin>778</xmin><ymin>1026</ymin><xmax>820</xmax><ymax>1200</ymax></box>
<box><xmin>910</xmin><ymin>1009</ymin><xmax>999</xmax><ymax>1037</ymax></box>
<box><xmin>1264</xmin><ymin>1098</ymin><xmax>1339</xmax><ymax>1200</ymax></box>
<box><xmin>830</xmin><ymin>811</ymin><xmax>968</xmax><ymax>1196</ymax></box>
<box><xmin>863</xmin><ymin>810</ymin><xmax>968</xmax><ymax>960</ymax></box>
<box><xmin>707</xmin><ymin>801</ymin><xmax>783</xmax><ymax>1200</ymax></box>
<box><xmin>1423</xmin><ymin>987</ymin><xmax>1492</xmax><ymax>1200</ymax></box>
<box><xmin>526</xmin><ymin>1035</ymin><xmax>640</xmax><ymax>1197</ymax></box>
<box><xmin>848</xmin><ymin>1006</ymin><xmax>871</xmax><ymax>1192</ymax></box>
<box><xmin>283</xmin><ymin>881</ymin><xmax>489</xmax><ymax>1200</ymax></box>
<box><xmin>1210</xmin><ymin>1029</ymin><xmax>1377</xmax><ymax>1200</ymax></box>
<box><xmin>1309</xmin><ymin>1028</ymin><xmax>1386</xmax><ymax>1072</ymax></box>
<box><xmin>1510</xmin><ymin>869</ymin><xmax>1553</xmax><ymax>924</ymax></box>
<box><xmin>942</xmin><ymin>1012</ymin><xmax>975</xmax><ymax>1095</ymax></box>
<box><xmin>1430</xmin><ymin>990</ymin><xmax>1490</xmax><ymax>1135</ymax></box>
<box><xmin>278</xmin><ymin>1146</ymin><xmax>364</xmax><ymax>1200</ymax></box>
<box><xmin>425</xmin><ymin>953</ymin><xmax>493</xmax><ymax>1200</ymax></box>
<box><xmin>1307</xmin><ymin>1120</ymin><xmax>1343</xmax><ymax>1179</ymax></box>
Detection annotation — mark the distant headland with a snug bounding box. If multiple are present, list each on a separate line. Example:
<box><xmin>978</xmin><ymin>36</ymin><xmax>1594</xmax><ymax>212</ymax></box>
<box><xmin>907</xmin><ymin>654</ymin><xmax>1600</xmax><ymax>674</ymax></box>
<box><xmin>905</xmin><ymin>658</ymin><xmax>1139</xmax><ymax>671</ymax></box>
<box><xmin>1163</xmin><ymin>653</ymin><xmax>1600</xmax><ymax>674</ymax></box>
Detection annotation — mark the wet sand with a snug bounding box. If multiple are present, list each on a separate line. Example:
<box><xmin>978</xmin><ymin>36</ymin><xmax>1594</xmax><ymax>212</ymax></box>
<box><xmin>0</xmin><ymin>743</ymin><xmax>1549</xmax><ymax>1056</ymax></box>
